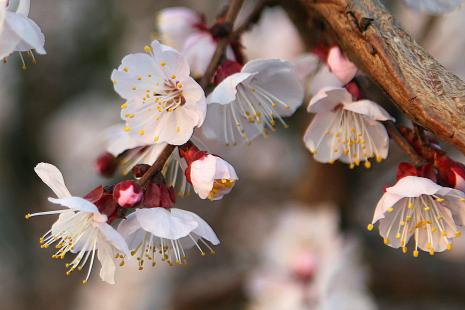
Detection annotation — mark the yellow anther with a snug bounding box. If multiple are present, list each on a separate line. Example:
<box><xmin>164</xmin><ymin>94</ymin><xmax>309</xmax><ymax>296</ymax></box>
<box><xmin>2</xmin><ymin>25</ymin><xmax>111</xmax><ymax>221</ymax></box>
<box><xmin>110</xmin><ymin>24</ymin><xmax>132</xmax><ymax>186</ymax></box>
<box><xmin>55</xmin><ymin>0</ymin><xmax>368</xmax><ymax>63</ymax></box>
<box><xmin>429</xmin><ymin>250</ymin><xmax>435</xmax><ymax>256</ymax></box>
<box><xmin>124</xmin><ymin>126</ymin><xmax>130</xmax><ymax>132</ymax></box>
<box><xmin>408</xmin><ymin>202</ymin><xmax>414</xmax><ymax>209</ymax></box>
<box><xmin>170</xmin><ymin>74</ymin><xmax>176</xmax><ymax>79</ymax></box>
<box><xmin>138</xmin><ymin>130</ymin><xmax>145</xmax><ymax>136</ymax></box>
<box><xmin>447</xmin><ymin>243</ymin><xmax>452</xmax><ymax>251</ymax></box>
<box><xmin>367</xmin><ymin>224</ymin><xmax>374</xmax><ymax>231</ymax></box>
<box><xmin>82</xmin><ymin>280</ymin><xmax>88</xmax><ymax>284</ymax></box>
<box><xmin>123</xmin><ymin>67</ymin><xmax>128</xmax><ymax>72</ymax></box>
<box><xmin>395</xmin><ymin>232</ymin><xmax>401</xmax><ymax>239</ymax></box>
<box><xmin>121</xmin><ymin>103</ymin><xmax>127</xmax><ymax>109</ymax></box>
<box><xmin>455</xmin><ymin>231</ymin><xmax>462</xmax><ymax>237</ymax></box>
<box><xmin>402</xmin><ymin>247</ymin><xmax>408</xmax><ymax>254</ymax></box>
<box><xmin>364</xmin><ymin>160</ymin><xmax>371</xmax><ymax>169</ymax></box>
<box><xmin>383</xmin><ymin>237</ymin><xmax>389</xmax><ymax>244</ymax></box>
<box><xmin>413</xmin><ymin>250</ymin><xmax>419</xmax><ymax>257</ymax></box>
<box><xmin>144</xmin><ymin>45</ymin><xmax>152</xmax><ymax>53</ymax></box>
<box><xmin>160</xmin><ymin>61</ymin><xmax>166</xmax><ymax>67</ymax></box>
<box><xmin>137</xmin><ymin>75</ymin><xmax>142</xmax><ymax>81</ymax></box>
<box><xmin>25</xmin><ymin>213</ymin><xmax>31</xmax><ymax>219</ymax></box>
<box><xmin>154</xmin><ymin>136</ymin><xmax>159</xmax><ymax>142</ymax></box>
<box><xmin>176</xmin><ymin>126</ymin><xmax>180</xmax><ymax>133</ymax></box>
<box><xmin>436</xmin><ymin>197</ymin><xmax>445</xmax><ymax>203</ymax></box>
<box><xmin>387</xmin><ymin>207</ymin><xmax>394</xmax><ymax>213</ymax></box>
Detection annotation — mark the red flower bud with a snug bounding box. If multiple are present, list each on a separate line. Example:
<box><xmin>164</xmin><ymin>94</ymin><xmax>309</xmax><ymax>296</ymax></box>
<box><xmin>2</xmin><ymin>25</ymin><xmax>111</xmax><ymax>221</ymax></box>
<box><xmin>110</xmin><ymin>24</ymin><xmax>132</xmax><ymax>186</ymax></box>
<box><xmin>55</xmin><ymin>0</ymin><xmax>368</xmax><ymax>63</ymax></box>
<box><xmin>396</xmin><ymin>162</ymin><xmax>418</xmax><ymax>180</ymax></box>
<box><xmin>345</xmin><ymin>81</ymin><xmax>361</xmax><ymax>101</ymax></box>
<box><xmin>214</xmin><ymin>60</ymin><xmax>243</xmax><ymax>85</ymax></box>
<box><xmin>178</xmin><ymin>142</ymin><xmax>207</xmax><ymax>165</ymax></box>
<box><xmin>396</xmin><ymin>162</ymin><xmax>438</xmax><ymax>182</ymax></box>
<box><xmin>96</xmin><ymin>152</ymin><xmax>117</xmax><ymax>177</ymax></box>
<box><xmin>132</xmin><ymin>164</ymin><xmax>150</xmax><ymax>178</ymax></box>
<box><xmin>113</xmin><ymin>180</ymin><xmax>143</xmax><ymax>208</ymax></box>
<box><xmin>435</xmin><ymin>155</ymin><xmax>465</xmax><ymax>190</ymax></box>
<box><xmin>84</xmin><ymin>185</ymin><xmax>119</xmax><ymax>223</ymax></box>
<box><xmin>143</xmin><ymin>182</ymin><xmax>176</xmax><ymax>209</ymax></box>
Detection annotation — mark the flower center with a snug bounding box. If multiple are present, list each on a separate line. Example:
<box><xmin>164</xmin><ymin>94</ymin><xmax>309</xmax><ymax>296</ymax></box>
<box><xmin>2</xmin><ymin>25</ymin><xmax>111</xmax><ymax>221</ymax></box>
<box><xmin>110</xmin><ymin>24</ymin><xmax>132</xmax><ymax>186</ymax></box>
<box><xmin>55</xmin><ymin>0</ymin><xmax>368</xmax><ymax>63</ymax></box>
<box><xmin>208</xmin><ymin>179</ymin><xmax>235</xmax><ymax>200</ymax></box>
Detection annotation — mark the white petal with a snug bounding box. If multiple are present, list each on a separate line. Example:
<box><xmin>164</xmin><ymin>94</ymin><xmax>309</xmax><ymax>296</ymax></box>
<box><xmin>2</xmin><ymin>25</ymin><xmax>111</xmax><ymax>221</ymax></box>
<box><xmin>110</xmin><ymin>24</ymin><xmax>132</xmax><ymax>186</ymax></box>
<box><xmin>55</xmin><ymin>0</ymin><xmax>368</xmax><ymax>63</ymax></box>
<box><xmin>371</xmin><ymin>193</ymin><xmax>405</xmax><ymax>224</ymax></box>
<box><xmin>97</xmin><ymin>240</ymin><xmax>117</xmax><ymax>284</ymax></box>
<box><xmin>135</xmin><ymin>208</ymin><xmax>198</xmax><ymax>240</ymax></box>
<box><xmin>244</xmin><ymin>58</ymin><xmax>304</xmax><ymax>115</ymax></box>
<box><xmin>343</xmin><ymin>100</ymin><xmax>394</xmax><ymax>121</ymax></box>
<box><xmin>5</xmin><ymin>11</ymin><xmax>45</xmax><ymax>54</ymax></box>
<box><xmin>0</xmin><ymin>18</ymin><xmax>21</xmax><ymax>59</ymax></box>
<box><xmin>171</xmin><ymin>208</ymin><xmax>220</xmax><ymax>245</ymax></box>
<box><xmin>48</xmin><ymin>196</ymin><xmax>99</xmax><ymax>213</ymax></box>
<box><xmin>443</xmin><ymin>189</ymin><xmax>465</xmax><ymax>226</ymax></box>
<box><xmin>290</xmin><ymin>53</ymin><xmax>320</xmax><ymax>81</ymax></box>
<box><xmin>157</xmin><ymin>7</ymin><xmax>201</xmax><ymax>51</ymax></box>
<box><xmin>303</xmin><ymin>111</ymin><xmax>341</xmax><ymax>162</ymax></box>
<box><xmin>387</xmin><ymin>176</ymin><xmax>443</xmax><ymax>197</ymax></box>
<box><xmin>104</xmin><ymin>124</ymin><xmax>149</xmax><ymax>156</ymax></box>
<box><xmin>16</xmin><ymin>0</ymin><xmax>30</xmax><ymax>16</ymax></box>
<box><xmin>34</xmin><ymin>163</ymin><xmax>71</xmax><ymax>198</ymax></box>
<box><xmin>182</xmin><ymin>32</ymin><xmax>217</xmax><ymax>78</ymax></box>
<box><xmin>307</xmin><ymin>86</ymin><xmax>352</xmax><ymax>113</ymax></box>
<box><xmin>208</xmin><ymin>72</ymin><xmax>255</xmax><ymax>105</ymax></box>
<box><xmin>309</xmin><ymin>66</ymin><xmax>343</xmax><ymax>95</ymax></box>
<box><xmin>98</xmin><ymin>223</ymin><xmax>130</xmax><ymax>256</ymax></box>
<box><xmin>151</xmin><ymin>40</ymin><xmax>190</xmax><ymax>78</ymax></box>
<box><xmin>378</xmin><ymin>201</ymin><xmax>413</xmax><ymax>248</ymax></box>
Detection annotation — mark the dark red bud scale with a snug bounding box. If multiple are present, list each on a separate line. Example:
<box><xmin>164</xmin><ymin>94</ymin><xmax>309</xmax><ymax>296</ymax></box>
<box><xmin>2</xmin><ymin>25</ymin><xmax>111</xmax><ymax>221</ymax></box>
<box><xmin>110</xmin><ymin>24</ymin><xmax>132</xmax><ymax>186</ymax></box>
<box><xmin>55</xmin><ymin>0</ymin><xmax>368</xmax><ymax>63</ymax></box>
<box><xmin>96</xmin><ymin>152</ymin><xmax>117</xmax><ymax>177</ymax></box>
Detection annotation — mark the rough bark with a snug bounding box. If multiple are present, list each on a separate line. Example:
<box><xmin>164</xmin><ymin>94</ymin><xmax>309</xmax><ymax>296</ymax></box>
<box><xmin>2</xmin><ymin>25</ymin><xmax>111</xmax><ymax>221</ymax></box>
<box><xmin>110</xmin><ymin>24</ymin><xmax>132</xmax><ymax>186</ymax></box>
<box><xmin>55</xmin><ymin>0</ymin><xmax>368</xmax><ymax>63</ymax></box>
<box><xmin>298</xmin><ymin>0</ymin><xmax>465</xmax><ymax>154</ymax></box>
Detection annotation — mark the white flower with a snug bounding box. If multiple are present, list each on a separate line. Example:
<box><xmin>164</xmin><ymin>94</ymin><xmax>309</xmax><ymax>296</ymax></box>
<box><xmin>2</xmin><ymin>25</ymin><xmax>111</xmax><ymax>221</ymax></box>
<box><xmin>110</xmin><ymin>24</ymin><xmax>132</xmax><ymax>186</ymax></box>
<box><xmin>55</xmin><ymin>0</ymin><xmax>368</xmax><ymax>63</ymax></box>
<box><xmin>111</xmin><ymin>40</ymin><xmax>206</xmax><ymax>146</ymax></box>
<box><xmin>157</xmin><ymin>7</ymin><xmax>235</xmax><ymax>77</ymax></box>
<box><xmin>26</xmin><ymin>163</ymin><xmax>129</xmax><ymax>284</ymax></box>
<box><xmin>303</xmin><ymin>86</ymin><xmax>394</xmax><ymax>167</ymax></box>
<box><xmin>189</xmin><ymin>154</ymin><xmax>238</xmax><ymax>201</ymax></box>
<box><xmin>117</xmin><ymin>207</ymin><xmax>220</xmax><ymax>268</ymax></box>
<box><xmin>0</xmin><ymin>0</ymin><xmax>46</xmax><ymax>62</ymax></box>
<box><xmin>203</xmin><ymin>59</ymin><xmax>304</xmax><ymax>145</ymax></box>
<box><xmin>370</xmin><ymin>176</ymin><xmax>465</xmax><ymax>256</ymax></box>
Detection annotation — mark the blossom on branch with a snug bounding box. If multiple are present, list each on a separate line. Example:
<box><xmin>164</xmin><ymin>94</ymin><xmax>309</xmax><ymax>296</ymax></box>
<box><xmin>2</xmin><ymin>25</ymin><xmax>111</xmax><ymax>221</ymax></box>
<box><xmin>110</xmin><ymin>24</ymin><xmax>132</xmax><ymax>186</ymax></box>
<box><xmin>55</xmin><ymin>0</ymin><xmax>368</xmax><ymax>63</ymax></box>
<box><xmin>111</xmin><ymin>40</ymin><xmax>206</xmax><ymax>146</ymax></box>
<box><xmin>0</xmin><ymin>0</ymin><xmax>46</xmax><ymax>65</ymax></box>
<box><xmin>157</xmin><ymin>7</ymin><xmax>235</xmax><ymax>77</ymax></box>
<box><xmin>202</xmin><ymin>59</ymin><xmax>304</xmax><ymax>145</ymax></box>
<box><xmin>180</xmin><ymin>143</ymin><xmax>238</xmax><ymax>201</ymax></box>
<box><xmin>26</xmin><ymin>163</ymin><xmax>129</xmax><ymax>284</ymax></box>
<box><xmin>118</xmin><ymin>206</ymin><xmax>219</xmax><ymax>268</ymax></box>
<box><xmin>303</xmin><ymin>87</ymin><xmax>394</xmax><ymax>168</ymax></box>
<box><xmin>370</xmin><ymin>171</ymin><xmax>465</xmax><ymax>257</ymax></box>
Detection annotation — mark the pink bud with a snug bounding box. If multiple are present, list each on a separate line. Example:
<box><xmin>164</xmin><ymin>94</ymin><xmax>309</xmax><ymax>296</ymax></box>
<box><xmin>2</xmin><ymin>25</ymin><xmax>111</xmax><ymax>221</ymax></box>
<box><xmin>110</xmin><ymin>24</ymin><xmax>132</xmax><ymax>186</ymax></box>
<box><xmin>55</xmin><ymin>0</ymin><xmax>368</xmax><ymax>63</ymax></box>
<box><xmin>96</xmin><ymin>152</ymin><xmax>117</xmax><ymax>177</ymax></box>
<box><xmin>113</xmin><ymin>180</ymin><xmax>143</xmax><ymax>208</ymax></box>
<box><xmin>291</xmin><ymin>251</ymin><xmax>316</xmax><ymax>283</ymax></box>
<box><xmin>327</xmin><ymin>46</ymin><xmax>357</xmax><ymax>85</ymax></box>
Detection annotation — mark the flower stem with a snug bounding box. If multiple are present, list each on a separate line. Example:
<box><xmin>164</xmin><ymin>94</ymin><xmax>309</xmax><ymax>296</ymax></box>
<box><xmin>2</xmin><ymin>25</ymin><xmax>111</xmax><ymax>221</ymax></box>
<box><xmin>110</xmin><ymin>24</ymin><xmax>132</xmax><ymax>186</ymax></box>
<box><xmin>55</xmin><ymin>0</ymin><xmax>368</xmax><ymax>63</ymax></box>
<box><xmin>137</xmin><ymin>144</ymin><xmax>176</xmax><ymax>188</ymax></box>
<box><xmin>200</xmin><ymin>0</ymin><xmax>245</xmax><ymax>89</ymax></box>
<box><xmin>385</xmin><ymin>121</ymin><xmax>425</xmax><ymax>166</ymax></box>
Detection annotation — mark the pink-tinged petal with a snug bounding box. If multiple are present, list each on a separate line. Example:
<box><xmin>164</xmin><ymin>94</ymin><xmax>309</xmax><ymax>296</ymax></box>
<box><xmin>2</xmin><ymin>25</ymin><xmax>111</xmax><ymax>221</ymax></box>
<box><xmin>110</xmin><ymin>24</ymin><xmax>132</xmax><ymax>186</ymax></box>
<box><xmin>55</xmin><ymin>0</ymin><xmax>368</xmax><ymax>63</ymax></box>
<box><xmin>307</xmin><ymin>87</ymin><xmax>352</xmax><ymax>113</ymax></box>
<box><xmin>208</xmin><ymin>72</ymin><xmax>255</xmax><ymax>105</ymax></box>
<box><xmin>15</xmin><ymin>0</ymin><xmax>30</xmax><ymax>16</ymax></box>
<box><xmin>386</xmin><ymin>176</ymin><xmax>443</xmax><ymax>197</ymax></box>
<box><xmin>135</xmin><ymin>208</ymin><xmax>198</xmax><ymax>240</ymax></box>
<box><xmin>48</xmin><ymin>196</ymin><xmax>99</xmax><ymax>214</ymax></box>
<box><xmin>378</xmin><ymin>199</ymin><xmax>413</xmax><ymax>248</ymax></box>
<box><xmin>157</xmin><ymin>7</ymin><xmax>201</xmax><ymax>51</ymax></box>
<box><xmin>442</xmin><ymin>188</ymin><xmax>465</xmax><ymax>226</ymax></box>
<box><xmin>309</xmin><ymin>65</ymin><xmax>343</xmax><ymax>95</ymax></box>
<box><xmin>34</xmin><ymin>163</ymin><xmax>72</xmax><ymax>198</ymax></box>
<box><xmin>343</xmin><ymin>100</ymin><xmax>395</xmax><ymax>121</ymax></box>
<box><xmin>327</xmin><ymin>46</ymin><xmax>357</xmax><ymax>84</ymax></box>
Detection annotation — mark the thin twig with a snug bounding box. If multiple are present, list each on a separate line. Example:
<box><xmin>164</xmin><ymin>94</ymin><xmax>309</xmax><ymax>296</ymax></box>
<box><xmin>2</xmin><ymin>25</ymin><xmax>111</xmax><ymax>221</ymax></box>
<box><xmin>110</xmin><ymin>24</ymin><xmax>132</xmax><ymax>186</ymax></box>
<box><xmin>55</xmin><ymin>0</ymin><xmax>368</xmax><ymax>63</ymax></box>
<box><xmin>385</xmin><ymin>121</ymin><xmax>425</xmax><ymax>166</ymax></box>
<box><xmin>137</xmin><ymin>144</ymin><xmax>176</xmax><ymax>187</ymax></box>
<box><xmin>200</xmin><ymin>0</ymin><xmax>245</xmax><ymax>89</ymax></box>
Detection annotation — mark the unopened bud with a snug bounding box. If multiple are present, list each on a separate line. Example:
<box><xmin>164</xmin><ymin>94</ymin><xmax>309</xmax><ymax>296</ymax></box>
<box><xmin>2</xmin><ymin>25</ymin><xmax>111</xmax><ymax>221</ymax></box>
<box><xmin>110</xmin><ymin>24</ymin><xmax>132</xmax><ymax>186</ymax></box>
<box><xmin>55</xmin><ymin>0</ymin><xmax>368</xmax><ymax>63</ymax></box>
<box><xmin>113</xmin><ymin>180</ymin><xmax>143</xmax><ymax>208</ymax></box>
<box><xmin>214</xmin><ymin>60</ymin><xmax>243</xmax><ymax>85</ymax></box>
<box><xmin>132</xmin><ymin>164</ymin><xmax>150</xmax><ymax>178</ymax></box>
<box><xmin>96</xmin><ymin>152</ymin><xmax>117</xmax><ymax>177</ymax></box>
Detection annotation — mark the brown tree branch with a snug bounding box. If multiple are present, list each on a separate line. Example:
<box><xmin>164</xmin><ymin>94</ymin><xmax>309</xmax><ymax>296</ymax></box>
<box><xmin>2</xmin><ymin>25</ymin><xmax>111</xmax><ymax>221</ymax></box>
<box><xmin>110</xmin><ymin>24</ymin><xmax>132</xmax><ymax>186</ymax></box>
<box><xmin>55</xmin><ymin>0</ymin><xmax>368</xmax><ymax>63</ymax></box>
<box><xmin>295</xmin><ymin>0</ymin><xmax>465</xmax><ymax>155</ymax></box>
<box><xmin>137</xmin><ymin>144</ymin><xmax>176</xmax><ymax>187</ymax></box>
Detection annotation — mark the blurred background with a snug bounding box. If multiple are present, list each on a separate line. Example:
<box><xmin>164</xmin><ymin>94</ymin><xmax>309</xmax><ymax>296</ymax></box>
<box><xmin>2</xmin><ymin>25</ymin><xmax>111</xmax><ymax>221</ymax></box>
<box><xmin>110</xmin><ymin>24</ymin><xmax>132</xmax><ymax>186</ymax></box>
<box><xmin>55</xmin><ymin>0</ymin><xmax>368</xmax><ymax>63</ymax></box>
<box><xmin>1</xmin><ymin>0</ymin><xmax>465</xmax><ymax>309</ymax></box>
